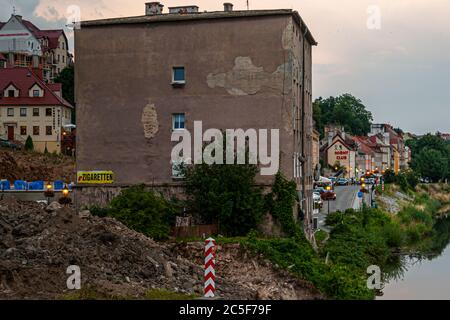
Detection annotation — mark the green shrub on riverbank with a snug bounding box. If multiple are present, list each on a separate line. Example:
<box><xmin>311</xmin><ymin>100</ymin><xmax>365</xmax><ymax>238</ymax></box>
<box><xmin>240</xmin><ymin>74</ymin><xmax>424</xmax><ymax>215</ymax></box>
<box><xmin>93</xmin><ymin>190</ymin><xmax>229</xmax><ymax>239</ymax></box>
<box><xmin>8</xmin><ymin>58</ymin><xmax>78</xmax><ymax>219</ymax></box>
<box><xmin>91</xmin><ymin>185</ymin><xmax>180</xmax><ymax>240</ymax></box>
<box><xmin>242</xmin><ymin>233</ymin><xmax>374</xmax><ymax>300</ymax></box>
<box><xmin>323</xmin><ymin>208</ymin><xmax>399</xmax><ymax>271</ymax></box>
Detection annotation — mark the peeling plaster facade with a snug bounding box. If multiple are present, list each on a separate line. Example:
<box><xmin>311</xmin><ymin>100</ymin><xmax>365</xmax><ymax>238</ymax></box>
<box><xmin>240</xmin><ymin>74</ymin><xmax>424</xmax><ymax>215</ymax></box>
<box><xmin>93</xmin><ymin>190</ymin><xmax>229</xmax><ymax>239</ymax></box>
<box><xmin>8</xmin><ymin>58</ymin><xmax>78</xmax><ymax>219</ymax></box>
<box><xmin>75</xmin><ymin>10</ymin><xmax>316</xmax><ymax>238</ymax></box>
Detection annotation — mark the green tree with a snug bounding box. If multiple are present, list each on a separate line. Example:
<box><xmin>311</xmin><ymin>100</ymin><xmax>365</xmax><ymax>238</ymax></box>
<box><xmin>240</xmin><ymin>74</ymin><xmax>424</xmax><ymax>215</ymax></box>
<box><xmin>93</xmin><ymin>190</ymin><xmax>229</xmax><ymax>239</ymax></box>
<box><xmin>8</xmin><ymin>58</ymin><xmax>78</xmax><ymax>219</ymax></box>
<box><xmin>183</xmin><ymin>161</ymin><xmax>265</xmax><ymax>237</ymax></box>
<box><xmin>24</xmin><ymin>135</ymin><xmax>34</xmax><ymax>151</ymax></box>
<box><xmin>407</xmin><ymin>134</ymin><xmax>450</xmax><ymax>181</ymax></box>
<box><xmin>54</xmin><ymin>66</ymin><xmax>75</xmax><ymax>123</ymax></box>
<box><xmin>411</xmin><ymin>148</ymin><xmax>448</xmax><ymax>182</ymax></box>
<box><xmin>313</xmin><ymin>94</ymin><xmax>373</xmax><ymax>137</ymax></box>
<box><xmin>54</xmin><ymin>66</ymin><xmax>74</xmax><ymax>105</ymax></box>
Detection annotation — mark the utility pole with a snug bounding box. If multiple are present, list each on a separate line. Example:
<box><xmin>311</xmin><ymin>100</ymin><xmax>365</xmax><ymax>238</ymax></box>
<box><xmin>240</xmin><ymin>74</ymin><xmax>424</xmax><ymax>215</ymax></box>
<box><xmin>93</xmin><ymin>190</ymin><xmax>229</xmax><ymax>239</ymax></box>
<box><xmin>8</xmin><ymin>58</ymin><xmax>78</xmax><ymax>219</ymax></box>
<box><xmin>246</xmin><ymin>0</ymin><xmax>249</xmax><ymax>10</ymax></box>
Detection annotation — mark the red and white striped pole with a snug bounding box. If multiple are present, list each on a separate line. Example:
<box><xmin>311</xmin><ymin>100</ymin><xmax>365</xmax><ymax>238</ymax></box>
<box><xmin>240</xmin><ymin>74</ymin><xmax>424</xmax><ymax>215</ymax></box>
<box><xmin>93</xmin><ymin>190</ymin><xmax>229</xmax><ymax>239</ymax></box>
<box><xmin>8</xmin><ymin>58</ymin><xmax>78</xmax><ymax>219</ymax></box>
<box><xmin>204</xmin><ymin>237</ymin><xmax>216</xmax><ymax>298</ymax></box>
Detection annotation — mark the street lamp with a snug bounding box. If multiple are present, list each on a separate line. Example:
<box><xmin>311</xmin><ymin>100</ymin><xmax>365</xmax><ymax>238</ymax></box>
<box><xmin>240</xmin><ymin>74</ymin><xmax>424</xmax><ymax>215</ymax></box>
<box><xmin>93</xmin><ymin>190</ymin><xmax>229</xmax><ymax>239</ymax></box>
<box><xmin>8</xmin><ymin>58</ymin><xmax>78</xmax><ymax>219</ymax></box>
<box><xmin>62</xmin><ymin>185</ymin><xmax>69</xmax><ymax>197</ymax></box>
<box><xmin>44</xmin><ymin>182</ymin><xmax>54</xmax><ymax>204</ymax></box>
<box><xmin>59</xmin><ymin>184</ymin><xmax>72</xmax><ymax>206</ymax></box>
<box><xmin>326</xmin><ymin>185</ymin><xmax>332</xmax><ymax>215</ymax></box>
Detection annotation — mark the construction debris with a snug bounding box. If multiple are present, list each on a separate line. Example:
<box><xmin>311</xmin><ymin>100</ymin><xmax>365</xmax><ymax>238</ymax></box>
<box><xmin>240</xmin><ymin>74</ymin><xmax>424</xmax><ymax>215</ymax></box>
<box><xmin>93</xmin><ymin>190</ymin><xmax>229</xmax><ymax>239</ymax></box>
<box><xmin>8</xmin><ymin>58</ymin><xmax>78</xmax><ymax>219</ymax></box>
<box><xmin>0</xmin><ymin>198</ymin><xmax>323</xmax><ymax>300</ymax></box>
<box><xmin>0</xmin><ymin>149</ymin><xmax>75</xmax><ymax>182</ymax></box>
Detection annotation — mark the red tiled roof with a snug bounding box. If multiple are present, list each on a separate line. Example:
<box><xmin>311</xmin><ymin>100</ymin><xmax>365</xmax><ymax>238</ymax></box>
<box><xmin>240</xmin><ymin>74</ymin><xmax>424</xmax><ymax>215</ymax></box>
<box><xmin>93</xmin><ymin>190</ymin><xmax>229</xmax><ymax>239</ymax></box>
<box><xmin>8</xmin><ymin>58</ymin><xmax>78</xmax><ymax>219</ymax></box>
<box><xmin>352</xmin><ymin>136</ymin><xmax>375</xmax><ymax>155</ymax></box>
<box><xmin>0</xmin><ymin>67</ymin><xmax>72</xmax><ymax>108</ymax></box>
<box><xmin>21</xmin><ymin>20</ymin><xmax>65</xmax><ymax>51</ymax></box>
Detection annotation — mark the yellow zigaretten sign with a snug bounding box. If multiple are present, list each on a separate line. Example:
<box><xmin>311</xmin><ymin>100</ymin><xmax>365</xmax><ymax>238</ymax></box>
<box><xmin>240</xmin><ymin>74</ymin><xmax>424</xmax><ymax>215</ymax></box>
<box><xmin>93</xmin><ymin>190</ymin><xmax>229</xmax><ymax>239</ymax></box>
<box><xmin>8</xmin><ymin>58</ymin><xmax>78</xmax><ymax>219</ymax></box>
<box><xmin>77</xmin><ymin>171</ymin><xmax>114</xmax><ymax>184</ymax></box>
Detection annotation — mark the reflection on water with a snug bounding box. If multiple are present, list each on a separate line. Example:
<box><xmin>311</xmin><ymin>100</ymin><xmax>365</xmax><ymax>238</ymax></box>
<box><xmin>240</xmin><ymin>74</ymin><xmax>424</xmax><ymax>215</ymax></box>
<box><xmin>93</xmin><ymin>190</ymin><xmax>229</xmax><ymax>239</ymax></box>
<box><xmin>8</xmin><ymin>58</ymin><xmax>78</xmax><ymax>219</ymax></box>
<box><xmin>378</xmin><ymin>218</ymin><xmax>450</xmax><ymax>300</ymax></box>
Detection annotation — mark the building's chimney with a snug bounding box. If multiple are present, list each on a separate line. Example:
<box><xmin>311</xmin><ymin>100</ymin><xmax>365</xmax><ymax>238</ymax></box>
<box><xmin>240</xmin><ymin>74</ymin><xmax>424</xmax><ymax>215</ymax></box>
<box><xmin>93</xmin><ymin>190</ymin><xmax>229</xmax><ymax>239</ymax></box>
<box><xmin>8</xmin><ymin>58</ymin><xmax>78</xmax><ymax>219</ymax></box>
<box><xmin>31</xmin><ymin>55</ymin><xmax>43</xmax><ymax>80</ymax></box>
<box><xmin>224</xmin><ymin>3</ymin><xmax>233</xmax><ymax>12</ymax></box>
<box><xmin>145</xmin><ymin>2</ymin><xmax>164</xmax><ymax>15</ymax></box>
<box><xmin>8</xmin><ymin>52</ymin><xmax>14</xmax><ymax>66</ymax></box>
<box><xmin>32</xmin><ymin>55</ymin><xmax>39</xmax><ymax>68</ymax></box>
<box><xmin>169</xmin><ymin>5</ymin><xmax>199</xmax><ymax>14</ymax></box>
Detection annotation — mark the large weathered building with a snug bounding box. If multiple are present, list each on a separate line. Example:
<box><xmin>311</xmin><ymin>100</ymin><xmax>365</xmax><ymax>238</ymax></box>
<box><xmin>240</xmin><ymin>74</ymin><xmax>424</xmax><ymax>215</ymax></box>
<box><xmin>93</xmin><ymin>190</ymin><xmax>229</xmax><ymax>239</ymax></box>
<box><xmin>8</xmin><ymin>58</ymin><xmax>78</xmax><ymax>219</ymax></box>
<box><xmin>74</xmin><ymin>3</ymin><xmax>317</xmax><ymax>237</ymax></box>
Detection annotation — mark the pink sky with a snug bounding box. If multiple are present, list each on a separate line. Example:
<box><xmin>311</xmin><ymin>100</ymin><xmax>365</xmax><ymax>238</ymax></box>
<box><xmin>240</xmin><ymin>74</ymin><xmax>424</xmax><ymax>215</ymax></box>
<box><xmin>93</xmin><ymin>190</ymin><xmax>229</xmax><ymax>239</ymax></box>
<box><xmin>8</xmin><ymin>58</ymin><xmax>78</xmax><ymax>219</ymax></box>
<box><xmin>2</xmin><ymin>0</ymin><xmax>449</xmax><ymax>133</ymax></box>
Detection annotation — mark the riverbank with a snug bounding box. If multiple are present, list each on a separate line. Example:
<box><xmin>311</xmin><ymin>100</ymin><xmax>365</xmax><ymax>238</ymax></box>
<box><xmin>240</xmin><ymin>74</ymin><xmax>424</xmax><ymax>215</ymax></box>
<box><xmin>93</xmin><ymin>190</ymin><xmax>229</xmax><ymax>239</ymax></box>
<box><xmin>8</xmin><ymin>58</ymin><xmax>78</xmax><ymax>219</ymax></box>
<box><xmin>315</xmin><ymin>183</ymin><xmax>450</xmax><ymax>299</ymax></box>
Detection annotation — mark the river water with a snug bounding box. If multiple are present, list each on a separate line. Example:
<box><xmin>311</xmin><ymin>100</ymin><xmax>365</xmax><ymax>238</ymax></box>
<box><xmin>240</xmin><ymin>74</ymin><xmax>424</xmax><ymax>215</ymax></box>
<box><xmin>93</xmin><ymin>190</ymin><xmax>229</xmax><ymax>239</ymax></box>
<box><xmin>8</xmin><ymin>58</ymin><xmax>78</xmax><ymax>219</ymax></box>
<box><xmin>378</xmin><ymin>219</ymin><xmax>450</xmax><ymax>300</ymax></box>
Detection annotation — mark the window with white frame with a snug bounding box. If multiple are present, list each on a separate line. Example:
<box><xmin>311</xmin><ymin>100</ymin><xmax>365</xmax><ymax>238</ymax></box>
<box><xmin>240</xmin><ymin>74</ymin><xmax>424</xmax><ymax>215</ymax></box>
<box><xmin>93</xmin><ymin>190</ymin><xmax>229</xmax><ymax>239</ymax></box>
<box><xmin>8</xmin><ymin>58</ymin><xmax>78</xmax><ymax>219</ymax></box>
<box><xmin>172</xmin><ymin>113</ymin><xmax>185</xmax><ymax>130</ymax></box>
<box><xmin>172</xmin><ymin>67</ymin><xmax>185</xmax><ymax>84</ymax></box>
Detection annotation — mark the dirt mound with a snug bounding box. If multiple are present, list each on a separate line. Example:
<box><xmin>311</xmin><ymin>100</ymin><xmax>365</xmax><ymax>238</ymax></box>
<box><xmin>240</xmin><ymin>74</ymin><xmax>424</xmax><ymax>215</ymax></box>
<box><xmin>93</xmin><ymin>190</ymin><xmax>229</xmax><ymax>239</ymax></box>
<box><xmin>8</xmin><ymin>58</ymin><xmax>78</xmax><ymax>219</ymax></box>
<box><xmin>172</xmin><ymin>242</ymin><xmax>323</xmax><ymax>300</ymax></box>
<box><xmin>0</xmin><ymin>198</ymin><xmax>323</xmax><ymax>300</ymax></box>
<box><xmin>0</xmin><ymin>149</ymin><xmax>75</xmax><ymax>182</ymax></box>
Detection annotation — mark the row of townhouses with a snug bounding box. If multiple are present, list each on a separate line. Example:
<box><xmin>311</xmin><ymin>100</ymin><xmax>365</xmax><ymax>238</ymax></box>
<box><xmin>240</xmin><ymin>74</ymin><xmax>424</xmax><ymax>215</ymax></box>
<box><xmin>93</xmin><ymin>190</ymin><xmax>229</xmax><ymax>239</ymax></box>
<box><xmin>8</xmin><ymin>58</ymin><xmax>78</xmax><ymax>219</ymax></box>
<box><xmin>318</xmin><ymin>124</ymin><xmax>412</xmax><ymax>179</ymax></box>
<box><xmin>0</xmin><ymin>14</ymin><xmax>74</xmax><ymax>153</ymax></box>
<box><xmin>0</xmin><ymin>14</ymin><xmax>72</xmax><ymax>83</ymax></box>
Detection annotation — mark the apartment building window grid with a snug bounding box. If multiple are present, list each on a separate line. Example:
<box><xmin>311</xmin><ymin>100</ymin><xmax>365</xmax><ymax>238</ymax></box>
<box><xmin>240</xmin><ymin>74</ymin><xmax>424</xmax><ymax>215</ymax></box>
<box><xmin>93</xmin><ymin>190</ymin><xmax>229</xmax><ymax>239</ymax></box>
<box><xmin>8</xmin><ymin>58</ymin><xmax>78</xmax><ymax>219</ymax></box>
<box><xmin>46</xmin><ymin>126</ymin><xmax>52</xmax><ymax>136</ymax></box>
<box><xmin>7</xmin><ymin>108</ymin><xmax>14</xmax><ymax>117</ymax></box>
<box><xmin>20</xmin><ymin>126</ymin><xmax>27</xmax><ymax>136</ymax></box>
<box><xmin>20</xmin><ymin>108</ymin><xmax>27</xmax><ymax>117</ymax></box>
<box><xmin>33</xmin><ymin>108</ymin><xmax>39</xmax><ymax>116</ymax></box>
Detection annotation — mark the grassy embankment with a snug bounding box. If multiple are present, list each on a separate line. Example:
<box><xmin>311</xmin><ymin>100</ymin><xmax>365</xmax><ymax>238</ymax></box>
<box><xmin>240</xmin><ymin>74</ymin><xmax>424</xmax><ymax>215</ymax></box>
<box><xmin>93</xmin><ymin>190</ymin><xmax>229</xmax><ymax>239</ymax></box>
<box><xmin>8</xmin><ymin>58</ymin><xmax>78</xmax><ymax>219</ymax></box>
<box><xmin>239</xmin><ymin>183</ymin><xmax>450</xmax><ymax>300</ymax></box>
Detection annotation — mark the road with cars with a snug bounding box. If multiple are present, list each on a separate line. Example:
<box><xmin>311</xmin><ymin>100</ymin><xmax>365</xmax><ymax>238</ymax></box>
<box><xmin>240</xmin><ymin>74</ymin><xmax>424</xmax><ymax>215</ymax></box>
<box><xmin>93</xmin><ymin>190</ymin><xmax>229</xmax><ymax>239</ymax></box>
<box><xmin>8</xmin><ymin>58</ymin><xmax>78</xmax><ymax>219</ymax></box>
<box><xmin>316</xmin><ymin>185</ymin><xmax>360</xmax><ymax>231</ymax></box>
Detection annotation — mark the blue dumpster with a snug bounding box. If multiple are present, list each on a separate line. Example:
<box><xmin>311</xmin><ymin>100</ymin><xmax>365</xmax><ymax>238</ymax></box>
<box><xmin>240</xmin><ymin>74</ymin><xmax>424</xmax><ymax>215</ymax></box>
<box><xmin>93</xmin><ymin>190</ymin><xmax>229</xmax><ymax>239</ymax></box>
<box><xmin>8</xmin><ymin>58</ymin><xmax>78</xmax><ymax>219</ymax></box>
<box><xmin>28</xmin><ymin>180</ymin><xmax>44</xmax><ymax>190</ymax></box>
<box><xmin>0</xmin><ymin>180</ymin><xmax>10</xmax><ymax>190</ymax></box>
<box><xmin>54</xmin><ymin>180</ymin><xmax>64</xmax><ymax>190</ymax></box>
<box><xmin>14</xmin><ymin>180</ymin><xmax>27</xmax><ymax>190</ymax></box>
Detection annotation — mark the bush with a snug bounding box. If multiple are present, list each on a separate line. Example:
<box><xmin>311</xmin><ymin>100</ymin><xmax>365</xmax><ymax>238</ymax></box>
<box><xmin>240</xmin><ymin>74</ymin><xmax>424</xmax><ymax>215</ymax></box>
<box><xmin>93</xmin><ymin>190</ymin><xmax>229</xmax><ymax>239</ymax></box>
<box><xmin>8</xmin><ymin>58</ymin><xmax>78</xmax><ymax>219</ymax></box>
<box><xmin>183</xmin><ymin>162</ymin><xmax>264</xmax><ymax>236</ymax></box>
<box><xmin>405</xmin><ymin>170</ymin><xmax>419</xmax><ymax>190</ymax></box>
<box><xmin>383</xmin><ymin>169</ymin><xmax>396</xmax><ymax>184</ymax></box>
<box><xmin>243</xmin><ymin>235</ymin><xmax>374</xmax><ymax>299</ymax></box>
<box><xmin>99</xmin><ymin>185</ymin><xmax>180</xmax><ymax>240</ymax></box>
<box><xmin>398</xmin><ymin>206</ymin><xmax>433</xmax><ymax>226</ymax></box>
<box><xmin>396</xmin><ymin>173</ymin><xmax>409</xmax><ymax>192</ymax></box>
<box><xmin>265</xmin><ymin>173</ymin><xmax>300</xmax><ymax>236</ymax></box>
<box><xmin>25</xmin><ymin>135</ymin><xmax>34</xmax><ymax>151</ymax></box>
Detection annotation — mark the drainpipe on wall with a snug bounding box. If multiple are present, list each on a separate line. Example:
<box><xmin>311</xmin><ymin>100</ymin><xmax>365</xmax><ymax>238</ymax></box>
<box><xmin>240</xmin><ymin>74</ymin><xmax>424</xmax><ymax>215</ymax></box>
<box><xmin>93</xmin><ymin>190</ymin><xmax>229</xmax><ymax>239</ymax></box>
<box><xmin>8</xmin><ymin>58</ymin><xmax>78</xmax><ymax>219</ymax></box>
<box><xmin>301</xmin><ymin>25</ymin><xmax>309</xmax><ymax>239</ymax></box>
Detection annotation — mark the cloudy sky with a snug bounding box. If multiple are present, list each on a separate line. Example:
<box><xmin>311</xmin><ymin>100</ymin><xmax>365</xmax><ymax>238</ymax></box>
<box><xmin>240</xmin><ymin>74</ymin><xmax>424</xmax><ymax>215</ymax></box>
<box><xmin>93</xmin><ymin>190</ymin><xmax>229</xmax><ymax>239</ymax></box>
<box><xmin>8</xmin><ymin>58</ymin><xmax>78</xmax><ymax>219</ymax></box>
<box><xmin>1</xmin><ymin>0</ymin><xmax>449</xmax><ymax>134</ymax></box>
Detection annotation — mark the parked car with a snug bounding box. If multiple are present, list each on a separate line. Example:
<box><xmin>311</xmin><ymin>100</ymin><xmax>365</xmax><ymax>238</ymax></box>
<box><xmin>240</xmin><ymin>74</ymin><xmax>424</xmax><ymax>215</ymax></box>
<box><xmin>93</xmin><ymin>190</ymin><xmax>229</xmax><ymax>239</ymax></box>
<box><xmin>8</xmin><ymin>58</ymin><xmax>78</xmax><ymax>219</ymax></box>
<box><xmin>336</xmin><ymin>178</ymin><xmax>349</xmax><ymax>186</ymax></box>
<box><xmin>0</xmin><ymin>138</ymin><xmax>22</xmax><ymax>150</ymax></box>
<box><xmin>321</xmin><ymin>190</ymin><xmax>337</xmax><ymax>201</ymax></box>
<box><xmin>314</xmin><ymin>187</ymin><xmax>326</xmax><ymax>194</ymax></box>
<box><xmin>313</xmin><ymin>192</ymin><xmax>323</xmax><ymax>209</ymax></box>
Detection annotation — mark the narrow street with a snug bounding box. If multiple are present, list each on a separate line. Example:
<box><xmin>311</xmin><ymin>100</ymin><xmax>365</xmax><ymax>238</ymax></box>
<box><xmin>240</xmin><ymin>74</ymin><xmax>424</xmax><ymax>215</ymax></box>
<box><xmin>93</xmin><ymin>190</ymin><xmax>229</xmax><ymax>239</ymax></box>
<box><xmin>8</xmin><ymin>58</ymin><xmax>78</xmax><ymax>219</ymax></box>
<box><xmin>317</xmin><ymin>185</ymin><xmax>360</xmax><ymax>231</ymax></box>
